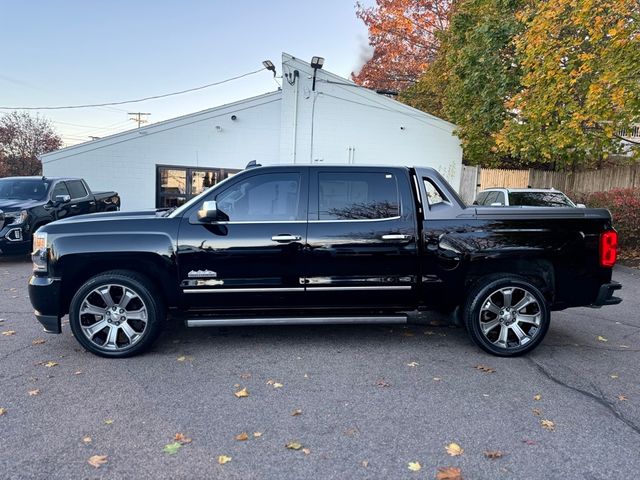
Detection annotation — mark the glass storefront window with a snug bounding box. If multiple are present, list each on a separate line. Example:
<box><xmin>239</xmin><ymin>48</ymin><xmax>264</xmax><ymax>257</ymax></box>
<box><xmin>156</xmin><ymin>166</ymin><xmax>238</xmax><ymax>208</ymax></box>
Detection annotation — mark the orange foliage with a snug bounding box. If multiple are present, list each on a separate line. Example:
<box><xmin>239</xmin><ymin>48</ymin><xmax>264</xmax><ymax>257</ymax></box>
<box><xmin>352</xmin><ymin>0</ymin><xmax>452</xmax><ymax>91</ymax></box>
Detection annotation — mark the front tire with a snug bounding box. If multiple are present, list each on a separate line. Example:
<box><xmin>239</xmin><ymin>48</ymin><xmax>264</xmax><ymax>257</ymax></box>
<box><xmin>69</xmin><ymin>270</ymin><xmax>165</xmax><ymax>358</ymax></box>
<box><xmin>464</xmin><ymin>274</ymin><xmax>550</xmax><ymax>357</ymax></box>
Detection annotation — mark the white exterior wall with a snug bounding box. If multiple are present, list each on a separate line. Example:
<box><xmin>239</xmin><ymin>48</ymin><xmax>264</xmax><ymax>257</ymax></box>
<box><xmin>279</xmin><ymin>54</ymin><xmax>462</xmax><ymax>187</ymax></box>
<box><xmin>43</xmin><ymin>94</ymin><xmax>281</xmax><ymax>210</ymax></box>
<box><xmin>42</xmin><ymin>53</ymin><xmax>462</xmax><ymax>210</ymax></box>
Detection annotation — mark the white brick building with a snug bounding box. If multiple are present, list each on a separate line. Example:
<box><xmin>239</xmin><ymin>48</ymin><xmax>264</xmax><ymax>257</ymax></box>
<box><xmin>41</xmin><ymin>53</ymin><xmax>462</xmax><ymax>210</ymax></box>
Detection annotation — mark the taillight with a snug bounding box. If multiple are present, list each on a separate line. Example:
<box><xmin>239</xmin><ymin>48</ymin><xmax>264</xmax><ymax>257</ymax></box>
<box><xmin>600</xmin><ymin>230</ymin><xmax>618</xmax><ymax>267</ymax></box>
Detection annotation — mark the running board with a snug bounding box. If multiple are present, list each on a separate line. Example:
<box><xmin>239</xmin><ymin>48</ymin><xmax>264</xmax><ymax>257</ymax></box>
<box><xmin>185</xmin><ymin>315</ymin><xmax>408</xmax><ymax>327</ymax></box>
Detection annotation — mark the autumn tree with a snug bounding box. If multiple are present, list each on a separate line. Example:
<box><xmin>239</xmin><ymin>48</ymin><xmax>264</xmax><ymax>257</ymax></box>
<box><xmin>353</xmin><ymin>0</ymin><xmax>452</xmax><ymax>91</ymax></box>
<box><xmin>0</xmin><ymin>111</ymin><xmax>62</xmax><ymax>176</ymax></box>
<box><xmin>403</xmin><ymin>0</ymin><xmax>524</xmax><ymax>166</ymax></box>
<box><xmin>496</xmin><ymin>0</ymin><xmax>640</xmax><ymax>169</ymax></box>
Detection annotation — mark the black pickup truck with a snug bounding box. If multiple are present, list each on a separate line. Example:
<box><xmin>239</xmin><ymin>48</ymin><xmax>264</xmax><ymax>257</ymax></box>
<box><xmin>0</xmin><ymin>176</ymin><xmax>119</xmax><ymax>254</ymax></box>
<box><xmin>28</xmin><ymin>165</ymin><xmax>621</xmax><ymax>358</ymax></box>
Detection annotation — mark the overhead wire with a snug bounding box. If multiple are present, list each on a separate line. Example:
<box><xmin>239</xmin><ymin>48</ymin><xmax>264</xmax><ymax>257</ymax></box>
<box><xmin>0</xmin><ymin>67</ymin><xmax>266</xmax><ymax>110</ymax></box>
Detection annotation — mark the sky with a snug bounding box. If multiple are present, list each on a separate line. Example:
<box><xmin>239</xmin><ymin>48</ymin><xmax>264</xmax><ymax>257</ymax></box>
<box><xmin>1</xmin><ymin>0</ymin><xmax>373</xmax><ymax>146</ymax></box>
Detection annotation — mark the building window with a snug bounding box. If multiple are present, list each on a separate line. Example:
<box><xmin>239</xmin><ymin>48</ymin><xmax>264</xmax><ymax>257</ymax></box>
<box><xmin>156</xmin><ymin>165</ymin><xmax>239</xmax><ymax>208</ymax></box>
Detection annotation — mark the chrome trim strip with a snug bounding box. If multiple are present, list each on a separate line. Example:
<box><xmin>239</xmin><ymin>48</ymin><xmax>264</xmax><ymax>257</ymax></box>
<box><xmin>306</xmin><ymin>286</ymin><xmax>411</xmax><ymax>291</ymax></box>
<box><xmin>214</xmin><ymin>220</ymin><xmax>307</xmax><ymax>225</ymax></box>
<box><xmin>183</xmin><ymin>287</ymin><xmax>303</xmax><ymax>293</ymax></box>
<box><xmin>309</xmin><ymin>216</ymin><xmax>401</xmax><ymax>223</ymax></box>
<box><xmin>186</xmin><ymin>315</ymin><xmax>408</xmax><ymax>327</ymax></box>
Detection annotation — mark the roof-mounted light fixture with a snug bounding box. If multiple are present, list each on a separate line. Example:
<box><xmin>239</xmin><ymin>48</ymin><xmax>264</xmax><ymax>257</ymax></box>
<box><xmin>310</xmin><ymin>56</ymin><xmax>324</xmax><ymax>91</ymax></box>
<box><xmin>262</xmin><ymin>60</ymin><xmax>276</xmax><ymax>77</ymax></box>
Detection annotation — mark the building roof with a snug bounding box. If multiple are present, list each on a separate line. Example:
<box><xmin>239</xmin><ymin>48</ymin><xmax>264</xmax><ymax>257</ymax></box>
<box><xmin>40</xmin><ymin>91</ymin><xmax>282</xmax><ymax>163</ymax></box>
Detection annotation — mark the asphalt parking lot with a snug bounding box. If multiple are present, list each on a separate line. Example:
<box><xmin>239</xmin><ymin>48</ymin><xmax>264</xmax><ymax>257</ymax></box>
<box><xmin>0</xmin><ymin>255</ymin><xmax>638</xmax><ymax>480</ymax></box>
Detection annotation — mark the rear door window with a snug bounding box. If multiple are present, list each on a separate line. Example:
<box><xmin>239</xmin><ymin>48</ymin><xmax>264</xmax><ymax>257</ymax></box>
<box><xmin>66</xmin><ymin>180</ymin><xmax>88</xmax><ymax>199</ymax></box>
<box><xmin>318</xmin><ymin>172</ymin><xmax>400</xmax><ymax>220</ymax></box>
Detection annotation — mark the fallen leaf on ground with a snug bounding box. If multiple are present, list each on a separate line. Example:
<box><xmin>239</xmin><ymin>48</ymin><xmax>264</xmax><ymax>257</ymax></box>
<box><xmin>522</xmin><ymin>439</ymin><xmax>536</xmax><ymax>445</ymax></box>
<box><xmin>436</xmin><ymin>466</ymin><xmax>463</xmax><ymax>480</ymax></box>
<box><xmin>176</xmin><ymin>355</ymin><xmax>190</xmax><ymax>362</ymax></box>
<box><xmin>163</xmin><ymin>442</ymin><xmax>182</xmax><ymax>455</ymax></box>
<box><xmin>235</xmin><ymin>432</ymin><xmax>249</xmax><ymax>441</ymax></box>
<box><xmin>291</xmin><ymin>409</ymin><xmax>302</xmax><ymax>416</ymax></box>
<box><xmin>408</xmin><ymin>461</ymin><xmax>422</xmax><ymax>471</ymax></box>
<box><xmin>484</xmin><ymin>450</ymin><xmax>503</xmax><ymax>459</ymax></box>
<box><xmin>344</xmin><ymin>428</ymin><xmax>359</xmax><ymax>437</ymax></box>
<box><xmin>446</xmin><ymin>442</ymin><xmax>463</xmax><ymax>456</ymax></box>
<box><xmin>266</xmin><ymin>379</ymin><xmax>284</xmax><ymax>388</ymax></box>
<box><xmin>533</xmin><ymin>394</ymin><xmax>542</xmax><ymax>401</ymax></box>
<box><xmin>175</xmin><ymin>433</ymin><xmax>192</xmax><ymax>444</ymax></box>
<box><xmin>43</xmin><ymin>361</ymin><xmax>58</xmax><ymax>368</ymax></box>
<box><xmin>402</xmin><ymin>331</ymin><xmax>415</xmax><ymax>337</ymax></box>
<box><xmin>618</xmin><ymin>395</ymin><xmax>628</xmax><ymax>401</ymax></box>
<box><xmin>73</xmin><ymin>371</ymin><xmax>83</xmax><ymax>375</ymax></box>
<box><xmin>433</xmin><ymin>377</ymin><xmax>442</xmax><ymax>381</ymax></box>
<box><xmin>532</xmin><ymin>408</ymin><xmax>542</xmax><ymax>416</ymax></box>
<box><xmin>0</xmin><ymin>407</ymin><xmax>6</xmax><ymax>416</ymax></box>
<box><xmin>28</xmin><ymin>389</ymin><xmax>40</xmax><ymax>396</ymax></box>
<box><xmin>32</xmin><ymin>338</ymin><xmax>46</xmax><ymax>345</ymax></box>
<box><xmin>407</xmin><ymin>361</ymin><xmax>419</xmax><ymax>367</ymax></box>
<box><xmin>253</xmin><ymin>432</ymin><xmax>263</xmax><ymax>437</ymax></box>
<box><xmin>234</xmin><ymin>387</ymin><xmax>249</xmax><ymax>398</ymax></box>
<box><xmin>87</xmin><ymin>455</ymin><xmax>108</xmax><ymax>468</ymax></box>
<box><xmin>82</xmin><ymin>436</ymin><xmax>92</xmax><ymax>444</ymax></box>
<box><xmin>541</xmin><ymin>419</ymin><xmax>555</xmax><ymax>431</ymax></box>
<box><xmin>104</xmin><ymin>419</ymin><xmax>114</xmax><ymax>425</ymax></box>
<box><xmin>597</xmin><ymin>335</ymin><xmax>608</xmax><ymax>342</ymax></box>
<box><xmin>239</xmin><ymin>372</ymin><xmax>251</xmax><ymax>379</ymax></box>
<box><xmin>1</xmin><ymin>330</ymin><xmax>16</xmax><ymax>336</ymax></box>
<box><xmin>302</xmin><ymin>448</ymin><xmax>311</xmax><ymax>455</ymax></box>
<box><xmin>362</xmin><ymin>460</ymin><xmax>369</xmax><ymax>467</ymax></box>
<box><xmin>375</xmin><ymin>379</ymin><xmax>391</xmax><ymax>387</ymax></box>
<box><xmin>286</xmin><ymin>441</ymin><xmax>303</xmax><ymax>450</ymax></box>
<box><xmin>610</xmin><ymin>374</ymin><xmax>619</xmax><ymax>379</ymax></box>
<box><xmin>217</xmin><ymin>455</ymin><xmax>232</xmax><ymax>465</ymax></box>
<box><xmin>474</xmin><ymin>364</ymin><xmax>495</xmax><ymax>373</ymax></box>
<box><xmin>304</xmin><ymin>373</ymin><xmax>309</xmax><ymax>378</ymax></box>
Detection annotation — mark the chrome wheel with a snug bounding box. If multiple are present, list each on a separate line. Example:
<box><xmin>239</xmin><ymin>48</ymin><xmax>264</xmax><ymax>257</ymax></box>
<box><xmin>78</xmin><ymin>284</ymin><xmax>148</xmax><ymax>351</ymax></box>
<box><xmin>479</xmin><ymin>286</ymin><xmax>542</xmax><ymax>350</ymax></box>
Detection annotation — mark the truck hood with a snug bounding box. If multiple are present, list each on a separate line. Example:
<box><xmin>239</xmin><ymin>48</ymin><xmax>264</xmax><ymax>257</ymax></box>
<box><xmin>53</xmin><ymin>209</ymin><xmax>163</xmax><ymax>224</ymax></box>
<box><xmin>0</xmin><ymin>198</ymin><xmax>43</xmax><ymax>211</ymax></box>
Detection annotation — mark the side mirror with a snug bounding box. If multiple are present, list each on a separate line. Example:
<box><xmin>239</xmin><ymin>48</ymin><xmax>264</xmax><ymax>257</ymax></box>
<box><xmin>55</xmin><ymin>194</ymin><xmax>71</xmax><ymax>205</ymax></box>
<box><xmin>197</xmin><ymin>200</ymin><xmax>220</xmax><ymax>222</ymax></box>
<box><xmin>576</xmin><ymin>203</ymin><xmax>586</xmax><ymax>208</ymax></box>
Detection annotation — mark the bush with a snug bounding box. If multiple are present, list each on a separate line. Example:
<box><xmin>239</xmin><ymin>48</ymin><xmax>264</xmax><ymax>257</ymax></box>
<box><xmin>573</xmin><ymin>188</ymin><xmax>640</xmax><ymax>250</ymax></box>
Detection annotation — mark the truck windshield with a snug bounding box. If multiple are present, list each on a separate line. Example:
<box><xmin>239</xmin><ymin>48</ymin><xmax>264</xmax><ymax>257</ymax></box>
<box><xmin>509</xmin><ymin>191</ymin><xmax>575</xmax><ymax>207</ymax></box>
<box><xmin>0</xmin><ymin>179</ymin><xmax>51</xmax><ymax>201</ymax></box>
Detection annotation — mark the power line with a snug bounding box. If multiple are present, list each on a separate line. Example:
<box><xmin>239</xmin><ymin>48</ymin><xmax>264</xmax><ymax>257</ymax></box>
<box><xmin>0</xmin><ymin>67</ymin><xmax>266</xmax><ymax>110</ymax></box>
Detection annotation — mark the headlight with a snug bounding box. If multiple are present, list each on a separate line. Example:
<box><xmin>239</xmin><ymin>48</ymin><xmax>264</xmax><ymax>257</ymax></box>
<box><xmin>4</xmin><ymin>210</ymin><xmax>28</xmax><ymax>225</ymax></box>
<box><xmin>32</xmin><ymin>232</ymin><xmax>48</xmax><ymax>273</ymax></box>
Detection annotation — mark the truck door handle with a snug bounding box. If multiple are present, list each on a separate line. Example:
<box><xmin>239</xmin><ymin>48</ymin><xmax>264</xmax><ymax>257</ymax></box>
<box><xmin>381</xmin><ymin>234</ymin><xmax>412</xmax><ymax>241</ymax></box>
<box><xmin>271</xmin><ymin>234</ymin><xmax>302</xmax><ymax>243</ymax></box>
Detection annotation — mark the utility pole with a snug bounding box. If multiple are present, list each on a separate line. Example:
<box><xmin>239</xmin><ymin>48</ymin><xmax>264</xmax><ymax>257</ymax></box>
<box><xmin>128</xmin><ymin>112</ymin><xmax>150</xmax><ymax>128</ymax></box>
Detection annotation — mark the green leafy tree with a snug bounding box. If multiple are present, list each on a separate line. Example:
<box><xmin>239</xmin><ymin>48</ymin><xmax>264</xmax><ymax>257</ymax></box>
<box><xmin>496</xmin><ymin>0</ymin><xmax>640</xmax><ymax>169</ymax></box>
<box><xmin>403</xmin><ymin>0</ymin><xmax>524</xmax><ymax>166</ymax></box>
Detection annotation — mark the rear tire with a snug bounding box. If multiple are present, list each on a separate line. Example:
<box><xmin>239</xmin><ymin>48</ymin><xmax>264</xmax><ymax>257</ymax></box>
<box><xmin>464</xmin><ymin>274</ymin><xmax>550</xmax><ymax>357</ymax></box>
<box><xmin>69</xmin><ymin>270</ymin><xmax>165</xmax><ymax>358</ymax></box>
